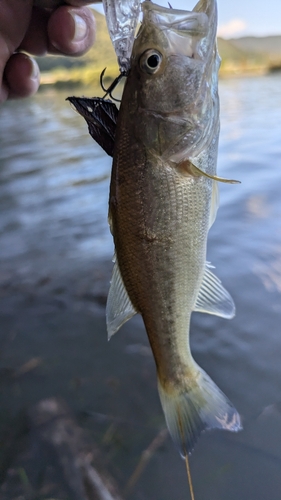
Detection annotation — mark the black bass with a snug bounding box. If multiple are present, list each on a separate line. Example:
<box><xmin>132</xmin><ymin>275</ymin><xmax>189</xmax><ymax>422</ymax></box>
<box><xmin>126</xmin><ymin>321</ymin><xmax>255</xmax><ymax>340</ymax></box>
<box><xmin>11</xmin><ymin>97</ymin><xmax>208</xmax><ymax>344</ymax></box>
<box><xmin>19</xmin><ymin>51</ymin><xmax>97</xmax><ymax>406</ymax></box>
<box><xmin>107</xmin><ymin>0</ymin><xmax>241</xmax><ymax>456</ymax></box>
<box><xmin>69</xmin><ymin>0</ymin><xmax>242</xmax><ymax>457</ymax></box>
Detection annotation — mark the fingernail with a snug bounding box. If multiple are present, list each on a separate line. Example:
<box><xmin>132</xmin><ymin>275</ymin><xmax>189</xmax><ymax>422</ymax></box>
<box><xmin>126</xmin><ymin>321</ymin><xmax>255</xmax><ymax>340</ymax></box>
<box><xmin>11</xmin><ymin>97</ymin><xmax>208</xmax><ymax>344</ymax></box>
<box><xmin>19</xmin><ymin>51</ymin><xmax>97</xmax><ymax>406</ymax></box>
<box><xmin>70</xmin><ymin>12</ymin><xmax>87</xmax><ymax>42</ymax></box>
<box><xmin>29</xmin><ymin>57</ymin><xmax>40</xmax><ymax>81</ymax></box>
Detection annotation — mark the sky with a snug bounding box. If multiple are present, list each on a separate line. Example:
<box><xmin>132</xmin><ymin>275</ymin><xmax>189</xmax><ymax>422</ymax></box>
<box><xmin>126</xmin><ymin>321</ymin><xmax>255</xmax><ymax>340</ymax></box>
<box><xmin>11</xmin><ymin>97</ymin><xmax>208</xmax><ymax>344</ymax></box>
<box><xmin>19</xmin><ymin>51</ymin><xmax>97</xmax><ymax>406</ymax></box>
<box><xmin>93</xmin><ymin>0</ymin><xmax>281</xmax><ymax>38</ymax></box>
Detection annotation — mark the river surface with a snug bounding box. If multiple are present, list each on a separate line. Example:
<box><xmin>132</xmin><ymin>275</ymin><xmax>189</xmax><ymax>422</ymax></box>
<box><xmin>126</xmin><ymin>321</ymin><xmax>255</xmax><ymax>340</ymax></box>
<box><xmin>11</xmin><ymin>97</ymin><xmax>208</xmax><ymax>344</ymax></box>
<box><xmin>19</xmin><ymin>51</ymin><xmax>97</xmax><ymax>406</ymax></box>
<box><xmin>0</xmin><ymin>74</ymin><xmax>281</xmax><ymax>499</ymax></box>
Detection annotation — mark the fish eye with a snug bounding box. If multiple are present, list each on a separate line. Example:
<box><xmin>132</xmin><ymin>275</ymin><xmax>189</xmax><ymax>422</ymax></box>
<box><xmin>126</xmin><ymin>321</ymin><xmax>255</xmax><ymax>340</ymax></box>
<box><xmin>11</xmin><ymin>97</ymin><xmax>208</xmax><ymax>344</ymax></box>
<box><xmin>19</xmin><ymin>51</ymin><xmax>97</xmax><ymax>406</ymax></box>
<box><xmin>139</xmin><ymin>49</ymin><xmax>163</xmax><ymax>74</ymax></box>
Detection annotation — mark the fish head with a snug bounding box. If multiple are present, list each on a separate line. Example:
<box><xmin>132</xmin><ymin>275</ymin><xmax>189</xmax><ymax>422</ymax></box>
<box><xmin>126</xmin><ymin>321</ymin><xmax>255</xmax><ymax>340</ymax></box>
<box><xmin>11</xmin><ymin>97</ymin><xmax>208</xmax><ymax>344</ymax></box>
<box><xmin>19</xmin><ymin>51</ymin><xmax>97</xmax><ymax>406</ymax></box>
<box><xmin>124</xmin><ymin>0</ymin><xmax>220</xmax><ymax>161</ymax></box>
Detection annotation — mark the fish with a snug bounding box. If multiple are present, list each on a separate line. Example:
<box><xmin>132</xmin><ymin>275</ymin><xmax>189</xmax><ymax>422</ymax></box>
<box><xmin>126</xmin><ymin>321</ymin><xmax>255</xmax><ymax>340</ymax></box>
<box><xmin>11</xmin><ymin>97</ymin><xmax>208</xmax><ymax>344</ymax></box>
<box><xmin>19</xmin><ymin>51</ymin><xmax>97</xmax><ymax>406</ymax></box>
<box><xmin>69</xmin><ymin>0</ymin><xmax>242</xmax><ymax>457</ymax></box>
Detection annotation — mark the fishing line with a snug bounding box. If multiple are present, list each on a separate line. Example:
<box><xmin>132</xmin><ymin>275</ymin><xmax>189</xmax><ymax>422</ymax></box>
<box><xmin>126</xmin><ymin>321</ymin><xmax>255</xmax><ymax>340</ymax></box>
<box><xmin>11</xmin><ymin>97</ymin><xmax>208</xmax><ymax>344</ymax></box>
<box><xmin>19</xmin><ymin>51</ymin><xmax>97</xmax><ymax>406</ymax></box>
<box><xmin>176</xmin><ymin>405</ymin><xmax>195</xmax><ymax>500</ymax></box>
<box><xmin>185</xmin><ymin>453</ymin><xmax>195</xmax><ymax>500</ymax></box>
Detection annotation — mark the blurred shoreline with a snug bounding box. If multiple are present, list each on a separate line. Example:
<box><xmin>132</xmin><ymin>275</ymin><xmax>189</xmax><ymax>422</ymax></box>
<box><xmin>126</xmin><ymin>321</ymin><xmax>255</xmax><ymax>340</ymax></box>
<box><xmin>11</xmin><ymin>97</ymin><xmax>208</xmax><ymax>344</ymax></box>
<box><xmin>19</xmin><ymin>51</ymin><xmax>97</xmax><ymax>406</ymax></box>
<box><xmin>39</xmin><ymin>63</ymin><xmax>278</xmax><ymax>89</ymax></box>
<box><xmin>36</xmin><ymin>9</ymin><xmax>281</xmax><ymax>87</ymax></box>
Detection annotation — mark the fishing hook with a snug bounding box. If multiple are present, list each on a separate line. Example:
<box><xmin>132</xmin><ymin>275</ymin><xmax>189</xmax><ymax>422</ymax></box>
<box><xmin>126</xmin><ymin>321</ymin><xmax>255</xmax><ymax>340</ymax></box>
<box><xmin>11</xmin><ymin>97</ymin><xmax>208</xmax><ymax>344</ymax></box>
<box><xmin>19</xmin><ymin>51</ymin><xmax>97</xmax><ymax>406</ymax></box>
<box><xmin>100</xmin><ymin>68</ymin><xmax>127</xmax><ymax>102</ymax></box>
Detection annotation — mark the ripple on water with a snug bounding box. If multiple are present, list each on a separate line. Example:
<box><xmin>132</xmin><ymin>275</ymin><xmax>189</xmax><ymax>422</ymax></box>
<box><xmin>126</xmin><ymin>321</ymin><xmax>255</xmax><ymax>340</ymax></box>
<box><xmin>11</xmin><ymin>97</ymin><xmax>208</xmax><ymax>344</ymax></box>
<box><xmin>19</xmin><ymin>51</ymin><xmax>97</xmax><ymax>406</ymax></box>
<box><xmin>0</xmin><ymin>76</ymin><xmax>281</xmax><ymax>499</ymax></box>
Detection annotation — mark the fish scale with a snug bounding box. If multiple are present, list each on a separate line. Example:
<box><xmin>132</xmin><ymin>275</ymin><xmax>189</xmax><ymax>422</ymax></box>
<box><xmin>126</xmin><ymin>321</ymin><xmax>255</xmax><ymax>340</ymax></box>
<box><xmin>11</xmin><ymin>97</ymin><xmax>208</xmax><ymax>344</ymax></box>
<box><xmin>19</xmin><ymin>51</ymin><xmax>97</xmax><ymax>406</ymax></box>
<box><xmin>111</xmin><ymin>147</ymin><xmax>209</xmax><ymax>386</ymax></box>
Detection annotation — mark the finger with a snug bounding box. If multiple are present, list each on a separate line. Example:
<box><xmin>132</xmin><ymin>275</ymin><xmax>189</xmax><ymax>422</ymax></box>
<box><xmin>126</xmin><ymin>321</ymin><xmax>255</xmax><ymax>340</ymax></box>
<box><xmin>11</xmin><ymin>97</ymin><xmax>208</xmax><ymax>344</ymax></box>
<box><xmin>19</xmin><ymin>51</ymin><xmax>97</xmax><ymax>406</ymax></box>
<box><xmin>62</xmin><ymin>0</ymin><xmax>100</xmax><ymax>4</ymax></box>
<box><xmin>3</xmin><ymin>52</ymin><xmax>40</xmax><ymax>99</ymax></box>
<box><xmin>20</xmin><ymin>5</ymin><xmax>96</xmax><ymax>57</ymax></box>
<box><xmin>48</xmin><ymin>6</ymin><xmax>96</xmax><ymax>55</ymax></box>
<box><xmin>0</xmin><ymin>82</ymin><xmax>9</xmax><ymax>105</ymax></box>
<box><xmin>33</xmin><ymin>0</ymin><xmax>99</xmax><ymax>7</ymax></box>
<box><xmin>19</xmin><ymin>7</ymin><xmax>49</xmax><ymax>56</ymax></box>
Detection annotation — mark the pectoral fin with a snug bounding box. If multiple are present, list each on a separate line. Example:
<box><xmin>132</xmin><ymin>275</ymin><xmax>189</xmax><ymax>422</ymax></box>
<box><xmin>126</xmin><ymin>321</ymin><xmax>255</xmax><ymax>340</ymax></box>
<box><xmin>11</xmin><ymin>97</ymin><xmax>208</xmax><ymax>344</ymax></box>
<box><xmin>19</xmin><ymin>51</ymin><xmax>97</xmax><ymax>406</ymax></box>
<box><xmin>179</xmin><ymin>160</ymin><xmax>240</xmax><ymax>184</ymax></box>
<box><xmin>190</xmin><ymin>163</ymin><xmax>240</xmax><ymax>184</ymax></box>
<box><xmin>106</xmin><ymin>258</ymin><xmax>137</xmax><ymax>339</ymax></box>
<box><xmin>194</xmin><ymin>263</ymin><xmax>235</xmax><ymax>318</ymax></box>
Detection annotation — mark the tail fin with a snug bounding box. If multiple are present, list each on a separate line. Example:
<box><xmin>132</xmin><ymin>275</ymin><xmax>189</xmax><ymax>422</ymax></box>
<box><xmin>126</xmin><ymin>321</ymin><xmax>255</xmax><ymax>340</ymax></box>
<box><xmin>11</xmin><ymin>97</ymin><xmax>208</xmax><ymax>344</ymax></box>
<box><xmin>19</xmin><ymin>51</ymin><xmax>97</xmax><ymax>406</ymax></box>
<box><xmin>158</xmin><ymin>366</ymin><xmax>242</xmax><ymax>457</ymax></box>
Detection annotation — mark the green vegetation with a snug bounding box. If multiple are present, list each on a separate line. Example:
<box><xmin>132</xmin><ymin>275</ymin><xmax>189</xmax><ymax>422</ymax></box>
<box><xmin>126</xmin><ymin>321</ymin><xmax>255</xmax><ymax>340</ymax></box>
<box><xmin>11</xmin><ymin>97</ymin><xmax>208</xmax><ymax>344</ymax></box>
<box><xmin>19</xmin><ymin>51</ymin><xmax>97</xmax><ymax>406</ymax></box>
<box><xmin>38</xmin><ymin>9</ymin><xmax>281</xmax><ymax>85</ymax></box>
<box><xmin>218</xmin><ymin>36</ymin><xmax>281</xmax><ymax>75</ymax></box>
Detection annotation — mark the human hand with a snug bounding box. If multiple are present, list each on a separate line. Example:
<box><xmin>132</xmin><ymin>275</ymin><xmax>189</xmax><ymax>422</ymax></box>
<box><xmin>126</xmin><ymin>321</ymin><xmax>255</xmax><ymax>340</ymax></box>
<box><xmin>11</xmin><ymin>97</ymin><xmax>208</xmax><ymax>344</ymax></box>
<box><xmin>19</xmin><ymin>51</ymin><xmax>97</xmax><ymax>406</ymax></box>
<box><xmin>0</xmin><ymin>0</ymin><xmax>98</xmax><ymax>103</ymax></box>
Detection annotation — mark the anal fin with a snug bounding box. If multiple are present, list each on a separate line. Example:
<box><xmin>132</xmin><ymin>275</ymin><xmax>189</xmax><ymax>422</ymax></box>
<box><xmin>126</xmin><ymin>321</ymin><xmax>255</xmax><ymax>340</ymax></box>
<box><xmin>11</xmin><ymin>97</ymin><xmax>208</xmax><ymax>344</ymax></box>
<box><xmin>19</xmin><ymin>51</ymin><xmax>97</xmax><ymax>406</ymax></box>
<box><xmin>106</xmin><ymin>258</ymin><xmax>137</xmax><ymax>339</ymax></box>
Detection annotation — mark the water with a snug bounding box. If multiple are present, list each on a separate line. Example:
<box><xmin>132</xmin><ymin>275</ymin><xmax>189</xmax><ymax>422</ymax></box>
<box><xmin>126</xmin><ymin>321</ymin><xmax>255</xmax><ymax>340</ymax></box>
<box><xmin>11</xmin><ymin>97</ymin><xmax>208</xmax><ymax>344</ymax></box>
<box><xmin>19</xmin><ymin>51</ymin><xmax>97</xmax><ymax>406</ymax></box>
<box><xmin>0</xmin><ymin>74</ymin><xmax>281</xmax><ymax>498</ymax></box>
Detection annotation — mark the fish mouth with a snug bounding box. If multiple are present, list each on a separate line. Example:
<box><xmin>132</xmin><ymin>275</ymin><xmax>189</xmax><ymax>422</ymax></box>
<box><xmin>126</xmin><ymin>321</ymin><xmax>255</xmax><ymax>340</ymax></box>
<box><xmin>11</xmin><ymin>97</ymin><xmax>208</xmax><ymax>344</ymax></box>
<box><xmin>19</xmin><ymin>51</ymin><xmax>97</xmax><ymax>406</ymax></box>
<box><xmin>132</xmin><ymin>0</ymin><xmax>220</xmax><ymax>161</ymax></box>
<box><xmin>141</xmin><ymin>0</ymin><xmax>217</xmax><ymax>59</ymax></box>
